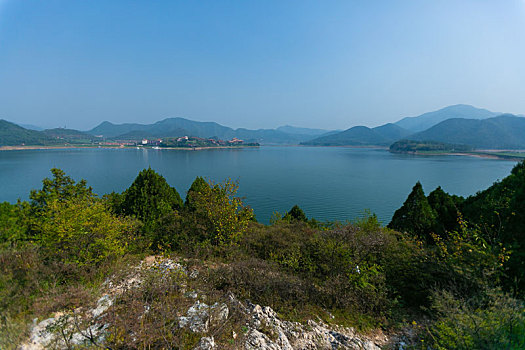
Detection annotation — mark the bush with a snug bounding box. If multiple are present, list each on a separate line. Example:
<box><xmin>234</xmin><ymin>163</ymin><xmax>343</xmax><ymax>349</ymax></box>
<box><xmin>33</xmin><ymin>198</ymin><xmax>140</xmax><ymax>266</ymax></box>
<box><xmin>187</xmin><ymin>179</ymin><xmax>254</xmax><ymax>245</ymax></box>
<box><xmin>426</xmin><ymin>289</ymin><xmax>525</xmax><ymax>349</ymax></box>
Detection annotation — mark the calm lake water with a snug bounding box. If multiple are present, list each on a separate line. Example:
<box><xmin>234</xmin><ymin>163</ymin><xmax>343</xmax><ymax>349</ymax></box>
<box><xmin>0</xmin><ymin>146</ymin><xmax>516</xmax><ymax>224</ymax></box>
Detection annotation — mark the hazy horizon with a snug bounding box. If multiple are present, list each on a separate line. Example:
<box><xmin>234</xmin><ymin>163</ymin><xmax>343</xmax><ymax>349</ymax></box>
<box><xmin>1</xmin><ymin>1</ymin><xmax>525</xmax><ymax>130</ymax></box>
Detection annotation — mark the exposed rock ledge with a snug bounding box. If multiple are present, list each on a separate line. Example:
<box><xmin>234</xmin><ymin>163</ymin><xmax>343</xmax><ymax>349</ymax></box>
<box><xmin>19</xmin><ymin>256</ymin><xmax>388</xmax><ymax>350</ymax></box>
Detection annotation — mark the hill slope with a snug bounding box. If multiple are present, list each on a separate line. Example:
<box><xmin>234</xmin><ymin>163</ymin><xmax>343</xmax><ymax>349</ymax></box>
<box><xmin>301</xmin><ymin>123</ymin><xmax>411</xmax><ymax>146</ymax></box>
<box><xmin>408</xmin><ymin>114</ymin><xmax>525</xmax><ymax>149</ymax></box>
<box><xmin>0</xmin><ymin>120</ymin><xmax>55</xmax><ymax>146</ymax></box>
<box><xmin>43</xmin><ymin>128</ymin><xmax>99</xmax><ymax>143</ymax></box>
<box><xmin>395</xmin><ymin>104</ymin><xmax>499</xmax><ymax>132</ymax></box>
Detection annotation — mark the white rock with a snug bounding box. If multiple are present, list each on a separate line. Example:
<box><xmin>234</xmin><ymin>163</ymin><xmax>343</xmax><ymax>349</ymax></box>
<box><xmin>194</xmin><ymin>336</ymin><xmax>216</xmax><ymax>350</ymax></box>
<box><xmin>179</xmin><ymin>301</ymin><xmax>210</xmax><ymax>333</ymax></box>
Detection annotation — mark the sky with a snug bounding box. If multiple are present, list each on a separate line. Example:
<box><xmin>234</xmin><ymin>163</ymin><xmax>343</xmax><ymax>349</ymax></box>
<box><xmin>0</xmin><ymin>0</ymin><xmax>524</xmax><ymax>131</ymax></box>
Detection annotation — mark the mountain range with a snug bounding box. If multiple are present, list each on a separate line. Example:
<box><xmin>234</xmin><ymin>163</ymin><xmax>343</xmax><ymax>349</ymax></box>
<box><xmin>88</xmin><ymin>118</ymin><xmax>331</xmax><ymax>144</ymax></box>
<box><xmin>2</xmin><ymin>104</ymin><xmax>525</xmax><ymax>149</ymax></box>
<box><xmin>302</xmin><ymin>105</ymin><xmax>525</xmax><ymax>149</ymax></box>
<box><xmin>408</xmin><ymin>114</ymin><xmax>525</xmax><ymax>149</ymax></box>
<box><xmin>300</xmin><ymin>124</ymin><xmax>411</xmax><ymax>146</ymax></box>
<box><xmin>394</xmin><ymin>104</ymin><xmax>499</xmax><ymax>132</ymax></box>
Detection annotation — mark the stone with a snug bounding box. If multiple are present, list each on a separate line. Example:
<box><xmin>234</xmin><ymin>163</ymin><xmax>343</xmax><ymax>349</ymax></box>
<box><xmin>194</xmin><ymin>336</ymin><xmax>216</xmax><ymax>350</ymax></box>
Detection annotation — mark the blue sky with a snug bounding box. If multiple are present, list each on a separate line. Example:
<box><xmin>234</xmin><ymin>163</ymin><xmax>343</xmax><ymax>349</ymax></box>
<box><xmin>0</xmin><ymin>0</ymin><xmax>524</xmax><ymax>130</ymax></box>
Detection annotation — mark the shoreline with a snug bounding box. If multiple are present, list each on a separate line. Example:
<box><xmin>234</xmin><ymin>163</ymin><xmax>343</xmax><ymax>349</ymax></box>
<box><xmin>390</xmin><ymin>150</ymin><xmax>524</xmax><ymax>161</ymax></box>
<box><xmin>0</xmin><ymin>145</ymin><xmax>260</xmax><ymax>151</ymax></box>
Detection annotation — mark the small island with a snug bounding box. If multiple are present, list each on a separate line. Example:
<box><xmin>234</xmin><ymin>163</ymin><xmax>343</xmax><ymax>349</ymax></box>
<box><xmin>389</xmin><ymin>139</ymin><xmax>525</xmax><ymax>160</ymax></box>
<box><xmin>152</xmin><ymin>136</ymin><xmax>259</xmax><ymax>149</ymax></box>
<box><xmin>389</xmin><ymin>140</ymin><xmax>472</xmax><ymax>154</ymax></box>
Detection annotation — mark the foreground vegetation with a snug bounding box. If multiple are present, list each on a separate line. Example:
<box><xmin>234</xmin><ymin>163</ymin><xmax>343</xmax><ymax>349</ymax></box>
<box><xmin>1</xmin><ymin>162</ymin><xmax>525</xmax><ymax>348</ymax></box>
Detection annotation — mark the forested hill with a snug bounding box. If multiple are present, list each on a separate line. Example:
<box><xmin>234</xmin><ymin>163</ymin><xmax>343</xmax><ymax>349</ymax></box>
<box><xmin>408</xmin><ymin>114</ymin><xmax>525</xmax><ymax>149</ymax></box>
<box><xmin>394</xmin><ymin>104</ymin><xmax>499</xmax><ymax>132</ymax></box>
<box><xmin>88</xmin><ymin>117</ymin><xmax>333</xmax><ymax>145</ymax></box>
<box><xmin>300</xmin><ymin>123</ymin><xmax>411</xmax><ymax>146</ymax></box>
<box><xmin>0</xmin><ymin>119</ymin><xmax>56</xmax><ymax>146</ymax></box>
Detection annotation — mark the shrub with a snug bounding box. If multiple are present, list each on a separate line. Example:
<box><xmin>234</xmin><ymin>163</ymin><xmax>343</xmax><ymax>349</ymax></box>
<box><xmin>426</xmin><ymin>289</ymin><xmax>525</xmax><ymax>349</ymax></box>
<box><xmin>188</xmin><ymin>179</ymin><xmax>254</xmax><ymax>245</ymax></box>
<box><xmin>34</xmin><ymin>198</ymin><xmax>140</xmax><ymax>266</ymax></box>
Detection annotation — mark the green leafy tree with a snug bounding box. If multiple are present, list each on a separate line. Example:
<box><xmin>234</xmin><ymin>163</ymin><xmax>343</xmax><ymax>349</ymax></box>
<box><xmin>427</xmin><ymin>290</ymin><xmax>525</xmax><ymax>350</ymax></box>
<box><xmin>29</xmin><ymin>168</ymin><xmax>94</xmax><ymax>210</ymax></box>
<box><xmin>461</xmin><ymin>161</ymin><xmax>525</xmax><ymax>292</ymax></box>
<box><xmin>34</xmin><ymin>198</ymin><xmax>140</xmax><ymax>265</ymax></box>
<box><xmin>120</xmin><ymin>168</ymin><xmax>183</xmax><ymax>225</ymax></box>
<box><xmin>190</xmin><ymin>179</ymin><xmax>254</xmax><ymax>245</ymax></box>
<box><xmin>283</xmin><ymin>205</ymin><xmax>308</xmax><ymax>222</ymax></box>
<box><xmin>388</xmin><ymin>182</ymin><xmax>436</xmax><ymax>241</ymax></box>
<box><xmin>0</xmin><ymin>202</ymin><xmax>29</xmax><ymax>245</ymax></box>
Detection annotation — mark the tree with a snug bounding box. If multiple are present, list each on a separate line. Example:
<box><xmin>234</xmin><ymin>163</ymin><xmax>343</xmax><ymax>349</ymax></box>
<box><xmin>120</xmin><ymin>168</ymin><xmax>183</xmax><ymax>225</ymax></box>
<box><xmin>428</xmin><ymin>186</ymin><xmax>461</xmax><ymax>236</ymax></box>
<box><xmin>35</xmin><ymin>198</ymin><xmax>139</xmax><ymax>265</ymax></box>
<box><xmin>388</xmin><ymin>182</ymin><xmax>436</xmax><ymax>241</ymax></box>
<box><xmin>185</xmin><ymin>176</ymin><xmax>210</xmax><ymax>211</ymax></box>
<box><xmin>29</xmin><ymin>168</ymin><xmax>94</xmax><ymax>210</ymax></box>
<box><xmin>0</xmin><ymin>202</ymin><xmax>29</xmax><ymax>245</ymax></box>
<box><xmin>283</xmin><ymin>205</ymin><xmax>308</xmax><ymax>222</ymax></box>
<box><xmin>189</xmin><ymin>179</ymin><xmax>254</xmax><ymax>245</ymax></box>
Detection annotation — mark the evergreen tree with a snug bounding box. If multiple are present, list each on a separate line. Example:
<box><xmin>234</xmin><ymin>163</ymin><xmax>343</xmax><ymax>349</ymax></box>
<box><xmin>185</xmin><ymin>176</ymin><xmax>210</xmax><ymax>211</ymax></box>
<box><xmin>284</xmin><ymin>205</ymin><xmax>308</xmax><ymax>222</ymax></box>
<box><xmin>428</xmin><ymin>186</ymin><xmax>460</xmax><ymax>236</ymax></box>
<box><xmin>120</xmin><ymin>168</ymin><xmax>182</xmax><ymax>224</ymax></box>
<box><xmin>388</xmin><ymin>182</ymin><xmax>436</xmax><ymax>240</ymax></box>
<box><xmin>29</xmin><ymin>168</ymin><xmax>94</xmax><ymax>210</ymax></box>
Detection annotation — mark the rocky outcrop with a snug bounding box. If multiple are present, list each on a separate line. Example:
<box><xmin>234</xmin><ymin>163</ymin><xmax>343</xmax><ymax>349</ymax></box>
<box><xmin>241</xmin><ymin>301</ymin><xmax>382</xmax><ymax>350</ymax></box>
<box><xmin>178</xmin><ymin>300</ymin><xmax>229</xmax><ymax>333</ymax></box>
<box><xmin>19</xmin><ymin>256</ymin><xmax>387</xmax><ymax>350</ymax></box>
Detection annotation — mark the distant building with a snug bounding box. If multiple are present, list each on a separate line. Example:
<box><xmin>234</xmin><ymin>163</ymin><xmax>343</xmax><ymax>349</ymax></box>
<box><xmin>142</xmin><ymin>139</ymin><xmax>148</xmax><ymax>145</ymax></box>
<box><xmin>228</xmin><ymin>138</ymin><xmax>243</xmax><ymax>144</ymax></box>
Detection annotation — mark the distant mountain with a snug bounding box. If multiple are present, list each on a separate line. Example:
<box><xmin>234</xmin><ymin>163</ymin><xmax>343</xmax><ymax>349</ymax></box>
<box><xmin>88</xmin><ymin>117</ymin><xmax>322</xmax><ymax>144</ymax></box>
<box><xmin>18</xmin><ymin>123</ymin><xmax>44</xmax><ymax>131</ymax></box>
<box><xmin>89</xmin><ymin>121</ymin><xmax>149</xmax><ymax>138</ymax></box>
<box><xmin>373</xmin><ymin>123</ymin><xmax>412</xmax><ymax>140</ymax></box>
<box><xmin>276</xmin><ymin>125</ymin><xmax>333</xmax><ymax>136</ymax></box>
<box><xmin>301</xmin><ymin>123</ymin><xmax>411</xmax><ymax>147</ymax></box>
<box><xmin>0</xmin><ymin>120</ymin><xmax>55</xmax><ymax>146</ymax></box>
<box><xmin>394</xmin><ymin>104</ymin><xmax>499</xmax><ymax>132</ymax></box>
<box><xmin>408</xmin><ymin>114</ymin><xmax>525</xmax><ymax>149</ymax></box>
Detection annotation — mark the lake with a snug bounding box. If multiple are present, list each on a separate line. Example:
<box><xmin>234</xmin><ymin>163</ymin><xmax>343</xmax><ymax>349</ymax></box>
<box><xmin>0</xmin><ymin>146</ymin><xmax>516</xmax><ymax>224</ymax></box>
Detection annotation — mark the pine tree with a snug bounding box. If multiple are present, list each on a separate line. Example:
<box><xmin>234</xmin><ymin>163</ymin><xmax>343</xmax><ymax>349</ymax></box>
<box><xmin>185</xmin><ymin>176</ymin><xmax>210</xmax><ymax>211</ymax></box>
<box><xmin>284</xmin><ymin>205</ymin><xmax>308</xmax><ymax>222</ymax></box>
<box><xmin>120</xmin><ymin>168</ymin><xmax>182</xmax><ymax>224</ymax></box>
<box><xmin>428</xmin><ymin>186</ymin><xmax>460</xmax><ymax>236</ymax></box>
<box><xmin>388</xmin><ymin>182</ymin><xmax>436</xmax><ymax>240</ymax></box>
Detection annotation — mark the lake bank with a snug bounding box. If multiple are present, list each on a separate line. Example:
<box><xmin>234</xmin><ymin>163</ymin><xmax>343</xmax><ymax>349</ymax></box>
<box><xmin>0</xmin><ymin>144</ymin><xmax>259</xmax><ymax>151</ymax></box>
<box><xmin>389</xmin><ymin>150</ymin><xmax>525</xmax><ymax>161</ymax></box>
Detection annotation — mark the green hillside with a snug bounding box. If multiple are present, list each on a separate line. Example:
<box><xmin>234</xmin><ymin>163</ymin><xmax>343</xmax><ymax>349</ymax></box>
<box><xmin>42</xmin><ymin>128</ymin><xmax>100</xmax><ymax>143</ymax></box>
<box><xmin>408</xmin><ymin>114</ymin><xmax>525</xmax><ymax>149</ymax></box>
<box><xmin>301</xmin><ymin>123</ymin><xmax>410</xmax><ymax>146</ymax></box>
<box><xmin>390</xmin><ymin>140</ymin><xmax>472</xmax><ymax>153</ymax></box>
<box><xmin>394</xmin><ymin>104</ymin><xmax>498</xmax><ymax>132</ymax></box>
<box><xmin>0</xmin><ymin>120</ymin><xmax>55</xmax><ymax>146</ymax></box>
